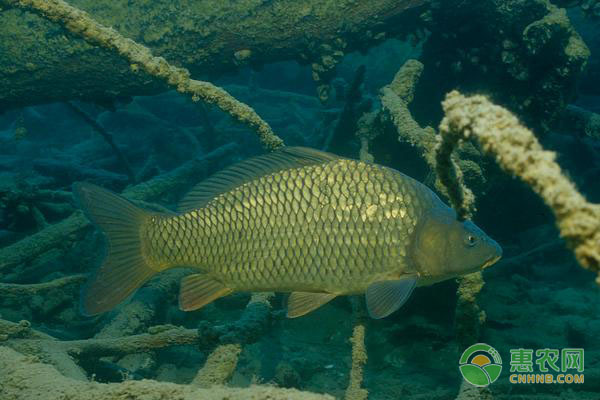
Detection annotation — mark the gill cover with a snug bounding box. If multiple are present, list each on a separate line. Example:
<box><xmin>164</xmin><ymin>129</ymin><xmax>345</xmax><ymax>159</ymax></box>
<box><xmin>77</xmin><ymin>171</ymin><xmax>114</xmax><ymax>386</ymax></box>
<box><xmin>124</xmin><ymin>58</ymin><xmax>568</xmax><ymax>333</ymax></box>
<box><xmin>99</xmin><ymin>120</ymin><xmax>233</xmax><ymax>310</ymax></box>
<box><xmin>412</xmin><ymin>207</ymin><xmax>502</xmax><ymax>282</ymax></box>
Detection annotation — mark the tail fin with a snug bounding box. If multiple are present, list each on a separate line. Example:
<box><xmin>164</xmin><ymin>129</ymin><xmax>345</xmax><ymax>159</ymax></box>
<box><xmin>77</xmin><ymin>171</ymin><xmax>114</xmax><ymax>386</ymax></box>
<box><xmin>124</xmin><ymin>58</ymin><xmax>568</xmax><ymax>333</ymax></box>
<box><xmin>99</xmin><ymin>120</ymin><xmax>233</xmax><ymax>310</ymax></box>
<box><xmin>74</xmin><ymin>182</ymin><xmax>157</xmax><ymax>315</ymax></box>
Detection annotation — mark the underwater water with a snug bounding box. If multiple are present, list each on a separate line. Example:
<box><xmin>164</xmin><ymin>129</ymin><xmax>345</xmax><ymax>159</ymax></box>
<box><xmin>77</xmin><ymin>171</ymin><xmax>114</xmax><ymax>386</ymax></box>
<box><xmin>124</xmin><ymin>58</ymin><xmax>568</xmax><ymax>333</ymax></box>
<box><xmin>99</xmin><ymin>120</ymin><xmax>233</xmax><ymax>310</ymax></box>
<box><xmin>1</xmin><ymin>0</ymin><xmax>600</xmax><ymax>399</ymax></box>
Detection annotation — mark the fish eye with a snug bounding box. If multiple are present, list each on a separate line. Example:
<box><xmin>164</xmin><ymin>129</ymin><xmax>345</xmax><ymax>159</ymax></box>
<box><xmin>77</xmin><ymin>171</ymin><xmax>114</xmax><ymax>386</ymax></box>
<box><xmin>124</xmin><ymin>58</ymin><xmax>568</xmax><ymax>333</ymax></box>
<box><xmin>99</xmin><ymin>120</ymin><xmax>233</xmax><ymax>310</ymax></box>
<box><xmin>464</xmin><ymin>234</ymin><xmax>478</xmax><ymax>247</ymax></box>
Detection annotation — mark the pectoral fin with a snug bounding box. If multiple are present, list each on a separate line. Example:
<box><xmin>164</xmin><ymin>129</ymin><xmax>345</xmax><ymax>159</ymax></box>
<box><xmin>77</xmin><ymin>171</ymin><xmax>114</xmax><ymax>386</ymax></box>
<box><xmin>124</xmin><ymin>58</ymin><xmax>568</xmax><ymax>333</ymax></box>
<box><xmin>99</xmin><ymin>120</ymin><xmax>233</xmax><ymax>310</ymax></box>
<box><xmin>179</xmin><ymin>274</ymin><xmax>233</xmax><ymax>311</ymax></box>
<box><xmin>287</xmin><ymin>292</ymin><xmax>337</xmax><ymax>318</ymax></box>
<box><xmin>365</xmin><ymin>276</ymin><xmax>417</xmax><ymax>319</ymax></box>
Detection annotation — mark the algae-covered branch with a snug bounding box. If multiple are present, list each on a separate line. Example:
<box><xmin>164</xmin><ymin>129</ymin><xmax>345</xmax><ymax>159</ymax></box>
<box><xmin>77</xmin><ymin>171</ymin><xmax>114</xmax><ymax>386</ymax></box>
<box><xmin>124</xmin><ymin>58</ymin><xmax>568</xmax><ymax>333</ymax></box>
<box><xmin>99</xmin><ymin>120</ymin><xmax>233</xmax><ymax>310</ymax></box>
<box><xmin>0</xmin><ymin>0</ymin><xmax>426</xmax><ymax>109</ymax></box>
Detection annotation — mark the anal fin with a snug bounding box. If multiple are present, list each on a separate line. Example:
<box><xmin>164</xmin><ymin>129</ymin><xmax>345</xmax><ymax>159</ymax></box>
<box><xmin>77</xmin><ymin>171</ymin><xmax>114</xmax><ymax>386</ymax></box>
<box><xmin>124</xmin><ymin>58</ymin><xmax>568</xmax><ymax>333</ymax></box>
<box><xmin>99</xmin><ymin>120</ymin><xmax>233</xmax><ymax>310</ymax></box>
<box><xmin>287</xmin><ymin>292</ymin><xmax>337</xmax><ymax>318</ymax></box>
<box><xmin>365</xmin><ymin>276</ymin><xmax>417</xmax><ymax>319</ymax></box>
<box><xmin>179</xmin><ymin>274</ymin><xmax>233</xmax><ymax>311</ymax></box>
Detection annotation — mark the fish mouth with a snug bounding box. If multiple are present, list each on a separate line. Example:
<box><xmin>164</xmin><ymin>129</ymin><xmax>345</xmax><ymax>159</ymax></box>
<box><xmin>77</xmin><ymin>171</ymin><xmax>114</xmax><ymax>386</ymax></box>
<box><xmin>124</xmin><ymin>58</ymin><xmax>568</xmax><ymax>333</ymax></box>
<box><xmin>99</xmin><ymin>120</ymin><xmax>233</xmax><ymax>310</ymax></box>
<box><xmin>481</xmin><ymin>255</ymin><xmax>501</xmax><ymax>269</ymax></box>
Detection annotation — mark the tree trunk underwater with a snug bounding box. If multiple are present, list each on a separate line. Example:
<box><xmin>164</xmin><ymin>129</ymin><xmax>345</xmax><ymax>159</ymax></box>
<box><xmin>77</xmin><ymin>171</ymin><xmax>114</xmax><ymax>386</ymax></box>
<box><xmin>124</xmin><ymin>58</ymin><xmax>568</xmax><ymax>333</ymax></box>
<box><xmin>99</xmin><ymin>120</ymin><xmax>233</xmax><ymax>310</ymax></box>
<box><xmin>0</xmin><ymin>0</ymin><xmax>426</xmax><ymax>109</ymax></box>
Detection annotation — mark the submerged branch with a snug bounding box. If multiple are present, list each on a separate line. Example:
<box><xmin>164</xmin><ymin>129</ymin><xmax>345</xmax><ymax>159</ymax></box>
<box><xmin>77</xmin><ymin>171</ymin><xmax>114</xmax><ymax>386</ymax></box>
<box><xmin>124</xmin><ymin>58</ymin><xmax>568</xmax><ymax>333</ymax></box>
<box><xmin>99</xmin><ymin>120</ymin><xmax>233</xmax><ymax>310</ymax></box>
<box><xmin>325</xmin><ymin>65</ymin><xmax>370</xmax><ymax>156</ymax></box>
<box><xmin>345</xmin><ymin>324</ymin><xmax>367</xmax><ymax>400</ymax></box>
<box><xmin>191</xmin><ymin>343</ymin><xmax>242</xmax><ymax>388</ymax></box>
<box><xmin>2</xmin><ymin>292</ymin><xmax>274</xmax><ymax>375</ymax></box>
<box><xmin>72</xmin><ymin>326</ymin><xmax>200</xmax><ymax>358</ymax></box>
<box><xmin>434</xmin><ymin>133</ymin><xmax>476</xmax><ymax>221</ymax></box>
<box><xmin>438</xmin><ymin>90</ymin><xmax>600</xmax><ymax>283</ymax></box>
<box><xmin>0</xmin><ymin>0</ymin><xmax>426</xmax><ymax>109</ymax></box>
<box><xmin>381</xmin><ymin>60</ymin><xmax>484</xmax><ymax>212</ymax></box>
<box><xmin>0</xmin><ymin>274</ymin><xmax>86</xmax><ymax>297</ymax></box>
<box><xmin>380</xmin><ymin>59</ymin><xmax>437</xmax><ymax>163</ymax></box>
<box><xmin>0</xmin><ymin>346</ymin><xmax>334</xmax><ymax>400</ymax></box>
<box><xmin>5</xmin><ymin>326</ymin><xmax>199</xmax><ymax>359</ymax></box>
<box><xmin>344</xmin><ymin>298</ymin><xmax>368</xmax><ymax>400</ymax></box>
<box><xmin>0</xmin><ymin>318</ymin><xmax>54</xmax><ymax>340</ymax></box>
<box><xmin>0</xmin><ymin>211</ymin><xmax>89</xmax><ymax>277</ymax></box>
<box><xmin>66</xmin><ymin>102</ymin><xmax>136</xmax><ymax>184</ymax></box>
<box><xmin>2</xmin><ymin>0</ymin><xmax>283</xmax><ymax>150</ymax></box>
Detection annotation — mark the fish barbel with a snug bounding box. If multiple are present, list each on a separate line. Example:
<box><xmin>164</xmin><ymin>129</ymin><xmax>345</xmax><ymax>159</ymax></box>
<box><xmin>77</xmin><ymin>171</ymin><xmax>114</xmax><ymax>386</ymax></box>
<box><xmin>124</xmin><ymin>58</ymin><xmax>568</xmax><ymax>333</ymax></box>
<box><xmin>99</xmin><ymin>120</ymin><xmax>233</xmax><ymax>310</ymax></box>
<box><xmin>74</xmin><ymin>147</ymin><xmax>502</xmax><ymax>318</ymax></box>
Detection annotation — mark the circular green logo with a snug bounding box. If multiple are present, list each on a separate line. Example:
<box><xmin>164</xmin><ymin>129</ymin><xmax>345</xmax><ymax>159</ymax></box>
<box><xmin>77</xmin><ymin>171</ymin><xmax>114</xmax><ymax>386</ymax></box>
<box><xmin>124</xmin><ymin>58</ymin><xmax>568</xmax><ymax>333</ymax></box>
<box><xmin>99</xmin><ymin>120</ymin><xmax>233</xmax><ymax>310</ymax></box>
<box><xmin>459</xmin><ymin>343</ymin><xmax>503</xmax><ymax>387</ymax></box>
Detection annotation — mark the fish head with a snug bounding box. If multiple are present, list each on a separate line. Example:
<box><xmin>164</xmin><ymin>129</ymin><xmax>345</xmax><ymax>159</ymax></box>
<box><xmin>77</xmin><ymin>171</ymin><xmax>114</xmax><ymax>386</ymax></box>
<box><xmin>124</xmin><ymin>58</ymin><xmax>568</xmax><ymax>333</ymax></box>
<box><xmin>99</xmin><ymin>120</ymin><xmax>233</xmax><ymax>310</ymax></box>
<box><xmin>412</xmin><ymin>207</ymin><xmax>502</xmax><ymax>282</ymax></box>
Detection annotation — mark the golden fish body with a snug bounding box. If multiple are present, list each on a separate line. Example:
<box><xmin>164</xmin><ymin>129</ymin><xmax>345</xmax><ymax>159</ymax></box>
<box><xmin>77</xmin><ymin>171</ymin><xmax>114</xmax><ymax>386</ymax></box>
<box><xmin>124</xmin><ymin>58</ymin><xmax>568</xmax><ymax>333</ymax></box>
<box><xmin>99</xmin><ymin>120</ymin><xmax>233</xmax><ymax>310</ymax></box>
<box><xmin>75</xmin><ymin>147</ymin><xmax>502</xmax><ymax>318</ymax></box>
<box><xmin>144</xmin><ymin>158</ymin><xmax>437</xmax><ymax>294</ymax></box>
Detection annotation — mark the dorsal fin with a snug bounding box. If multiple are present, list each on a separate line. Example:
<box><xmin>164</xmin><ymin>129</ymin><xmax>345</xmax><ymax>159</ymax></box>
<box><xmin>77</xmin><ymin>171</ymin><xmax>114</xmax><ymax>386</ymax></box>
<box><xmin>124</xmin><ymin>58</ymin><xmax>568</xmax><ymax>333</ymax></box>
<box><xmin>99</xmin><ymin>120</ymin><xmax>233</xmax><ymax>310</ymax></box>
<box><xmin>178</xmin><ymin>146</ymin><xmax>341</xmax><ymax>212</ymax></box>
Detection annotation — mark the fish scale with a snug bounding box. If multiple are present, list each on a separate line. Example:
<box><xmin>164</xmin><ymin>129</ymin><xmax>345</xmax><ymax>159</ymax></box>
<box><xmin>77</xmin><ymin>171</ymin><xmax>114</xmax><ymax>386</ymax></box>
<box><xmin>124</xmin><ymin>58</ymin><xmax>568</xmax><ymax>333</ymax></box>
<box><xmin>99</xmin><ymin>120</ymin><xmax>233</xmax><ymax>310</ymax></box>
<box><xmin>144</xmin><ymin>158</ymin><xmax>429</xmax><ymax>294</ymax></box>
<box><xmin>74</xmin><ymin>146</ymin><xmax>501</xmax><ymax>318</ymax></box>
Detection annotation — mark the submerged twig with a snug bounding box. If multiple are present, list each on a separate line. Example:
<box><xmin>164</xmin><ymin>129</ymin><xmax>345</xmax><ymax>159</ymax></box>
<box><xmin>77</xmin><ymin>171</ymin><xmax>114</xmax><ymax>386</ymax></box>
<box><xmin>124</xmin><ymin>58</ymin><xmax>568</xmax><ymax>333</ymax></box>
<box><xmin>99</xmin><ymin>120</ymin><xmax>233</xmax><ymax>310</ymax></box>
<box><xmin>345</xmin><ymin>324</ymin><xmax>367</xmax><ymax>400</ymax></box>
<box><xmin>501</xmin><ymin>240</ymin><xmax>564</xmax><ymax>266</ymax></box>
<box><xmin>74</xmin><ymin>326</ymin><xmax>201</xmax><ymax>358</ymax></box>
<box><xmin>191</xmin><ymin>343</ymin><xmax>242</xmax><ymax>388</ymax></box>
<box><xmin>454</xmin><ymin>272</ymin><xmax>486</xmax><ymax>349</ymax></box>
<box><xmin>380</xmin><ymin>59</ymin><xmax>437</xmax><ymax>161</ymax></box>
<box><xmin>0</xmin><ymin>274</ymin><xmax>86</xmax><ymax>297</ymax></box>
<box><xmin>66</xmin><ymin>102</ymin><xmax>136</xmax><ymax>183</ymax></box>
<box><xmin>211</xmin><ymin>292</ymin><xmax>274</xmax><ymax>345</ymax></box>
<box><xmin>189</xmin><ymin>292</ymin><xmax>274</xmax><ymax>386</ymax></box>
<box><xmin>434</xmin><ymin>133</ymin><xmax>476</xmax><ymax>221</ymax></box>
<box><xmin>380</xmin><ymin>59</ymin><xmax>442</xmax><ymax>192</ymax></box>
<box><xmin>381</xmin><ymin>59</ymin><xmax>486</xmax><ymax>207</ymax></box>
<box><xmin>5</xmin><ymin>325</ymin><xmax>199</xmax><ymax>359</ymax></box>
<box><xmin>344</xmin><ymin>298</ymin><xmax>368</xmax><ymax>400</ymax></box>
<box><xmin>325</xmin><ymin>65</ymin><xmax>370</xmax><ymax>156</ymax></box>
